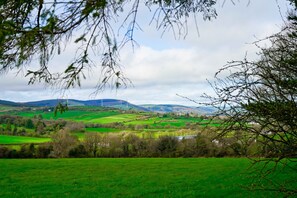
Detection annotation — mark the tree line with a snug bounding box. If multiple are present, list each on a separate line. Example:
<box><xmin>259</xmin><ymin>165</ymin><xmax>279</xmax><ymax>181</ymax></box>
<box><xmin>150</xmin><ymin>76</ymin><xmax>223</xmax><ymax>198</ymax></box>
<box><xmin>0</xmin><ymin>128</ymin><xmax>282</xmax><ymax>159</ymax></box>
<box><xmin>0</xmin><ymin>115</ymin><xmax>73</xmax><ymax>136</ymax></box>
<box><xmin>0</xmin><ymin>113</ymin><xmax>214</xmax><ymax>137</ymax></box>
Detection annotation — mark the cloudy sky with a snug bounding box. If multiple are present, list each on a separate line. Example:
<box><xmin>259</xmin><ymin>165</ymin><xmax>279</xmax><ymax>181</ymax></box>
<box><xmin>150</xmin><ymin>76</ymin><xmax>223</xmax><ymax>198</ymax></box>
<box><xmin>0</xmin><ymin>0</ymin><xmax>292</xmax><ymax>105</ymax></box>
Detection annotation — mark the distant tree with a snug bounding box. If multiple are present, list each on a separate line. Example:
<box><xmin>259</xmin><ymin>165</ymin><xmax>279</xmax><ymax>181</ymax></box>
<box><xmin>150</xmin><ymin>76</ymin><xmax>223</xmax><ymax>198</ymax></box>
<box><xmin>84</xmin><ymin>133</ymin><xmax>102</xmax><ymax>157</ymax></box>
<box><xmin>156</xmin><ymin>136</ymin><xmax>179</xmax><ymax>157</ymax></box>
<box><xmin>35</xmin><ymin>121</ymin><xmax>46</xmax><ymax>135</ymax></box>
<box><xmin>5</xmin><ymin>121</ymin><xmax>12</xmax><ymax>132</ymax></box>
<box><xmin>5</xmin><ymin>149</ymin><xmax>18</xmax><ymax>158</ymax></box>
<box><xmin>121</xmin><ymin>133</ymin><xmax>141</xmax><ymax>157</ymax></box>
<box><xmin>25</xmin><ymin>119</ymin><xmax>34</xmax><ymax>129</ymax></box>
<box><xmin>54</xmin><ymin>119</ymin><xmax>67</xmax><ymax>130</ymax></box>
<box><xmin>50</xmin><ymin>130</ymin><xmax>79</xmax><ymax>158</ymax></box>
<box><xmin>19</xmin><ymin>144</ymin><xmax>35</xmax><ymax>158</ymax></box>
<box><xmin>0</xmin><ymin>146</ymin><xmax>9</xmax><ymax>158</ymax></box>
<box><xmin>36</xmin><ymin>143</ymin><xmax>53</xmax><ymax>158</ymax></box>
<box><xmin>69</xmin><ymin>144</ymin><xmax>87</xmax><ymax>157</ymax></box>
<box><xmin>103</xmin><ymin>133</ymin><xmax>124</xmax><ymax>157</ymax></box>
<box><xmin>134</xmin><ymin>124</ymin><xmax>144</xmax><ymax>131</ymax></box>
<box><xmin>177</xmin><ymin>138</ymin><xmax>197</xmax><ymax>157</ymax></box>
<box><xmin>64</xmin><ymin>121</ymin><xmax>85</xmax><ymax>132</ymax></box>
<box><xmin>195</xmin><ymin>133</ymin><xmax>217</xmax><ymax>157</ymax></box>
<box><xmin>17</xmin><ymin>128</ymin><xmax>27</xmax><ymax>136</ymax></box>
<box><xmin>12</xmin><ymin>125</ymin><xmax>17</xmax><ymax>135</ymax></box>
<box><xmin>34</xmin><ymin>114</ymin><xmax>43</xmax><ymax>120</ymax></box>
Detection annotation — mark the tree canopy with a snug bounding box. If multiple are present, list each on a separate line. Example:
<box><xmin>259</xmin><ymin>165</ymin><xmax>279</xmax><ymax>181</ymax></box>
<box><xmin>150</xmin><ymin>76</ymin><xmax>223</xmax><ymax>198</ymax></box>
<box><xmin>0</xmin><ymin>0</ymin><xmax>217</xmax><ymax>91</ymax></box>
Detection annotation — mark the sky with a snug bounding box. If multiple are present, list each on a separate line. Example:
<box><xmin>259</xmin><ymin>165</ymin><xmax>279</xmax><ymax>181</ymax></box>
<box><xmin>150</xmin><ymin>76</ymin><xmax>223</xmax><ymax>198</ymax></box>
<box><xmin>0</xmin><ymin>0</ymin><xmax>293</xmax><ymax>106</ymax></box>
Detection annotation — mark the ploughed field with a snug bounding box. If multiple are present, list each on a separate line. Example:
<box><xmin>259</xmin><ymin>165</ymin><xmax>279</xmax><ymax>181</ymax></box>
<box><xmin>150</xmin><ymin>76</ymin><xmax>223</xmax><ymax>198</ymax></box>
<box><xmin>0</xmin><ymin>158</ymin><xmax>296</xmax><ymax>197</ymax></box>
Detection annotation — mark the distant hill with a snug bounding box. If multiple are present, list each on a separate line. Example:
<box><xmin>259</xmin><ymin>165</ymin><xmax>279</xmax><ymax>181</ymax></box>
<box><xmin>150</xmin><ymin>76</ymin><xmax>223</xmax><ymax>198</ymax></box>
<box><xmin>23</xmin><ymin>99</ymin><xmax>149</xmax><ymax>112</ymax></box>
<box><xmin>0</xmin><ymin>99</ymin><xmax>215</xmax><ymax>114</ymax></box>
<box><xmin>140</xmin><ymin>104</ymin><xmax>215</xmax><ymax>115</ymax></box>
<box><xmin>0</xmin><ymin>100</ymin><xmax>24</xmax><ymax>107</ymax></box>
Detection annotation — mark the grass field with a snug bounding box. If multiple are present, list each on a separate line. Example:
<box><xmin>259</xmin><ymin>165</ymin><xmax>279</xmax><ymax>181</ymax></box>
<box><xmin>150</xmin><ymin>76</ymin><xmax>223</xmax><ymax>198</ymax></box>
<box><xmin>0</xmin><ymin>124</ymin><xmax>35</xmax><ymax>133</ymax></box>
<box><xmin>0</xmin><ymin>135</ymin><xmax>50</xmax><ymax>144</ymax></box>
<box><xmin>0</xmin><ymin>105</ymin><xmax>18</xmax><ymax>113</ymax></box>
<box><xmin>85</xmin><ymin>127</ymin><xmax>121</xmax><ymax>133</ymax></box>
<box><xmin>85</xmin><ymin>113</ymin><xmax>139</xmax><ymax>124</ymax></box>
<box><xmin>0</xmin><ymin>158</ymin><xmax>295</xmax><ymax>197</ymax></box>
<box><xmin>14</xmin><ymin>110</ymin><xmax>121</xmax><ymax>121</ymax></box>
<box><xmin>9</xmin><ymin>108</ymin><xmax>214</xmax><ymax>127</ymax></box>
<box><xmin>0</xmin><ymin>107</ymin><xmax>232</xmax><ymax>143</ymax></box>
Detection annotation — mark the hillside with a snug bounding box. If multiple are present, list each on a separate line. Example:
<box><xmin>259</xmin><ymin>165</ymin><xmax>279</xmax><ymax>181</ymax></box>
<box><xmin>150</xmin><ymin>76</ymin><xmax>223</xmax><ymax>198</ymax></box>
<box><xmin>0</xmin><ymin>100</ymin><xmax>24</xmax><ymax>107</ymax></box>
<box><xmin>0</xmin><ymin>99</ymin><xmax>215</xmax><ymax>114</ymax></box>
<box><xmin>140</xmin><ymin>104</ymin><xmax>215</xmax><ymax>115</ymax></box>
<box><xmin>24</xmin><ymin>99</ymin><xmax>149</xmax><ymax>111</ymax></box>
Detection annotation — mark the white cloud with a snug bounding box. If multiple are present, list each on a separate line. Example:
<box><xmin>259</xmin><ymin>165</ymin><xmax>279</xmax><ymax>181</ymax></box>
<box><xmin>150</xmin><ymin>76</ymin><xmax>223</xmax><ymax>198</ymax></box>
<box><xmin>0</xmin><ymin>0</ymin><xmax>292</xmax><ymax>105</ymax></box>
<box><xmin>122</xmin><ymin>46</ymin><xmax>222</xmax><ymax>85</ymax></box>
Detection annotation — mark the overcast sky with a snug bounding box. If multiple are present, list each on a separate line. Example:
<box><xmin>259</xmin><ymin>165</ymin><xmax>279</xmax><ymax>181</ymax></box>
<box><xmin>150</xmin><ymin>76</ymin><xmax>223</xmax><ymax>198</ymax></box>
<box><xmin>0</xmin><ymin>0</ymin><xmax>292</xmax><ymax>105</ymax></box>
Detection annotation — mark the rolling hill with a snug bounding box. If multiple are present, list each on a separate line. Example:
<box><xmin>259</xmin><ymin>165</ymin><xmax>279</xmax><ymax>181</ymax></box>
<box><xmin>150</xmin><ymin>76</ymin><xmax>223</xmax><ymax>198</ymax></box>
<box><xmin>24</xmin><ymin>99</ymin><xmax>148</xmax><ymax>111</ymax></box>
<box><xmin>0</xmin><ymin>100</ymin><xmax>24</xmax><ymax>107</ymax></box>
<box><xmin>140</xmin><ymin>104</ymin><xmax>215</xmax><ymax>115</ymax></box>
<box><xmin>0</xmin><ymin>99</ymin><xmax>215</xmax><ymax>114</ymax></box>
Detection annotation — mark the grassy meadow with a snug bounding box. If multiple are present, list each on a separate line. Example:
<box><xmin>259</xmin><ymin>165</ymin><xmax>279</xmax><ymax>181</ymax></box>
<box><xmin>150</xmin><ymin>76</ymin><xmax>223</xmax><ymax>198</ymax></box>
<box><xmin>0</xmin><ymin>106</ymin><xmax>217</xmax><ymax>141</ymax></box>
<box><xmin>6</xmin><ymin>107</ymin><xmax>214</xmax><ymax>127</ymax></box>
<box><xmin>0</xmin><ymin>135</ymin><xmax>50</xmax><ymax>144</ymax></box>
<box><xmin>1</xmin><ymin>158</ymin><xmax>295</xmax><ymax>197</ymax></box>
<box><xmin>0</xmin><ymin>107</ymin><xmax>296</xmax><ymax>197</ymax></box>
<box><xmin>12</xmin><ymin>109</ymin><xmax>121</xmax><ymax>121</ymax></box>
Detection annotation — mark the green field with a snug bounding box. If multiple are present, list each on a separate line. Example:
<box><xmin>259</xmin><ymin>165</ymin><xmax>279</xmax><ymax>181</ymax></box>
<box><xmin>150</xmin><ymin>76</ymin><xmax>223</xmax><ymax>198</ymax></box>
<box><xmin>0</xmin><ymin>158</ymin><xmax>295</xmax><ymax>197</ymax></box>
<box><xmin>0</xmin><ymin>124</ymin><xmax>35</xmax><ymax>133</ymax></box>
<box><xmin>86</xmin><ymin>113</ymin><xmax>139</xmax><ymax>124</ymax></box>
<box><xmin>7</xmin><ymin>108</ymin><xmax>213</xmax><ymax>127</ymax></box>
<box><xmin>0</xmin><ymin>135</ymin><xmax>50</xmax><ymax>144</ymax></box>
<box><xmin>14</xmin><ymin>110</ymin><xmax>121</xmax><ymax>121</ymax></box>
<box><xmin>85</xmin><ymin>127</ymin><xmax>121</xmax><ymax>133</ymax></box>
<box><xmin>0</xmin><ymin>105</ymin><xmax>18</xmax><ymax>112</ymax></box>
<box><xmin>0</xmin><ymin>106</ymin><xmax>227</xmax><ymax>144</ymax></box>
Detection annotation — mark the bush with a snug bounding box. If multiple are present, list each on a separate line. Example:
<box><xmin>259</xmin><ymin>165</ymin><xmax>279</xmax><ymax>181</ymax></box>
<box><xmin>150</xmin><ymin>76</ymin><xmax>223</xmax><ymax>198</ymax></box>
<box><xmin>36</xmin><ymin>143</ymin><xmax>53</xmax><ymax>158</ymax></box>
<box><xmin>19</xmin><ymin>144</ymin><xmax>35</xmax><ymax>158</ymax></box>
<box><xmin>69</xmin><ymin>144</ymin><xmax>87</xmax><ymax>157</ymax></box>
<box><xmin>0</xmin><ymin>146</ymin><xmax>9</xmax><ymax>158</ymax></box>
<box><xmin>156</xmin><ymin>136</ymin><xmax>179</xmax><ymax>157</ymax></box>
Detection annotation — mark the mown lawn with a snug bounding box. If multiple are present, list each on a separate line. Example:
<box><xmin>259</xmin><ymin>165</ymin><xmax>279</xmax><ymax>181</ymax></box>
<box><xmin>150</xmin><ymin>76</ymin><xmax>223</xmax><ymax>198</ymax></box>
<box><xmin>0</xmin><ymin>135</ymin><xmax>50</xmax><ymax>144</ymax></box>
<box><xmin>0</xmin><ymin>158</ymin><xmax>295</xmax><ymax>197</ymax></box>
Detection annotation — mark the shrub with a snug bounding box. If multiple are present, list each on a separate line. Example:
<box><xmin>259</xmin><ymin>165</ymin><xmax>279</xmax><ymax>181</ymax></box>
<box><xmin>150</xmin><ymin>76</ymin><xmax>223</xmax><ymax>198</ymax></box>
<box><xmin>156</xmin><ymin>136</ymin><xmax>179</xmax><ymax>157</ymax></box>
<box><xmin>69</xmin><ymin>144</ymin><xmax>87</xmax><ymax>157</ymax></box>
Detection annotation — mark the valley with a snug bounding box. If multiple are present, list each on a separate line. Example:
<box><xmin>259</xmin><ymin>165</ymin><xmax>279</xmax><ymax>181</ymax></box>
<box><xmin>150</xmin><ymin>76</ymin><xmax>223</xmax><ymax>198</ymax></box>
<box><xmin>0</xmin><ymin>99</ymin><xmax>215</xmax><ymax>146</ymax></box>
<box><xmin>0</xmin><ymin>99</ymin><xmax>295</xmax><ymax>197</ymax></box>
